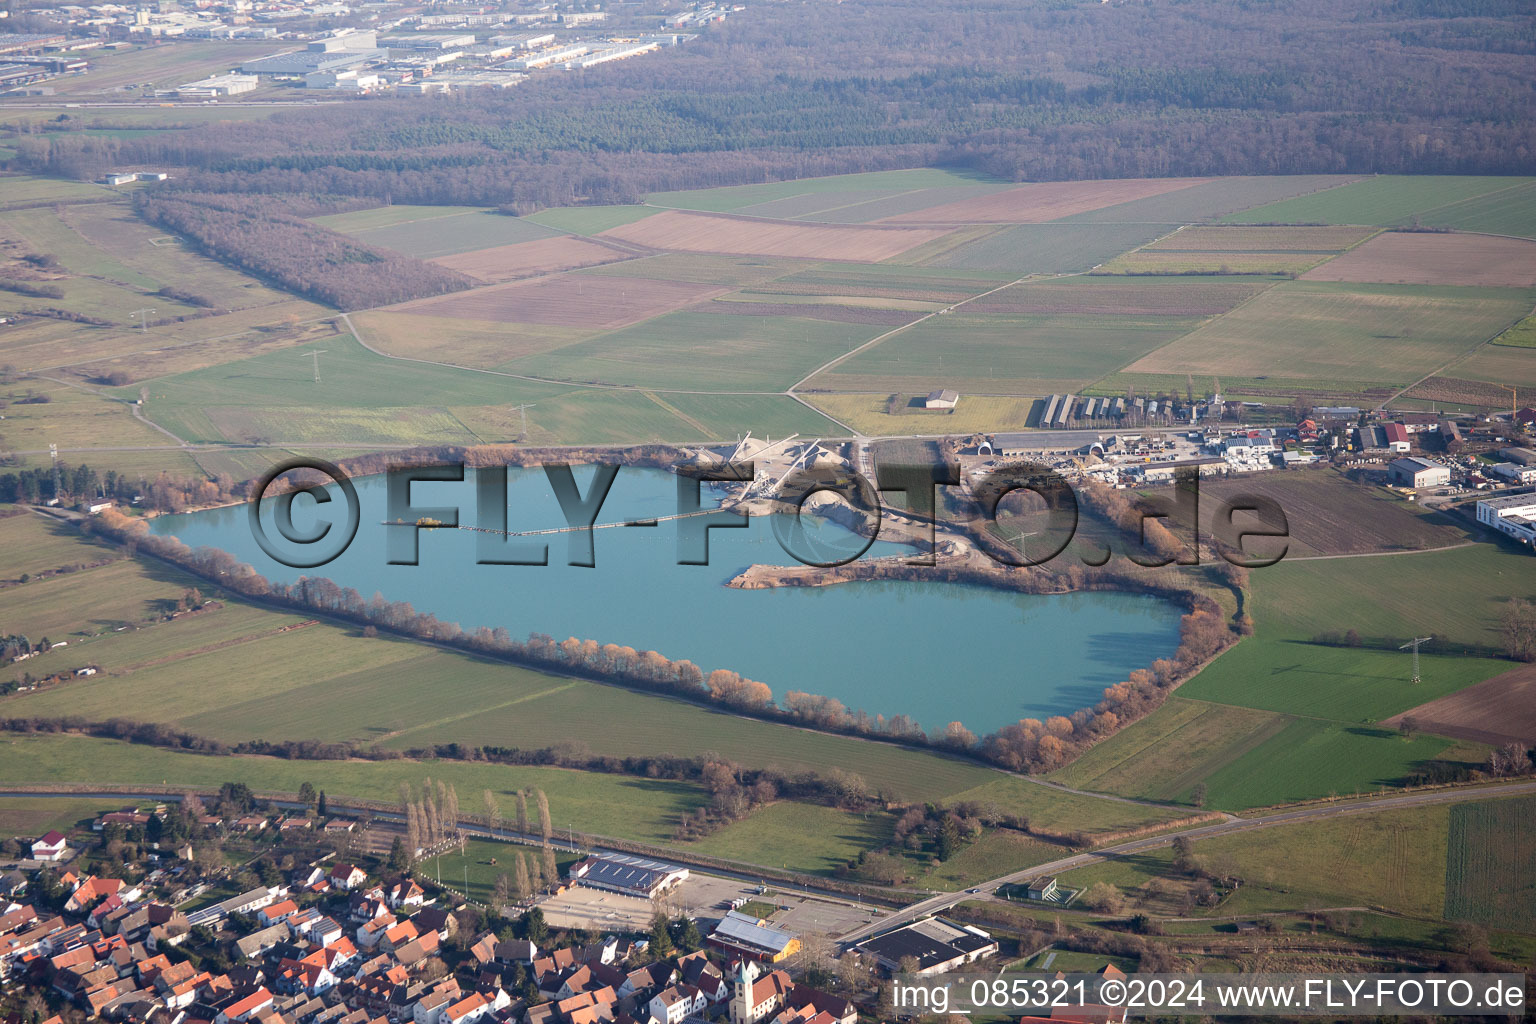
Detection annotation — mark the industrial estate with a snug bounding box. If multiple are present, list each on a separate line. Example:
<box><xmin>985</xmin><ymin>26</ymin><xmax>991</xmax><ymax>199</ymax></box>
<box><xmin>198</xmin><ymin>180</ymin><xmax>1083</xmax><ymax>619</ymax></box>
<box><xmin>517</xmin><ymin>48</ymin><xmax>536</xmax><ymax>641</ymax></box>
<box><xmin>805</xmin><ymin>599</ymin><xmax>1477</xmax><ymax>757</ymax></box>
<box><xmin>0</xmin><ymin>0</ymin><xmax>1533</xmax><ymax>1020</ymax></box>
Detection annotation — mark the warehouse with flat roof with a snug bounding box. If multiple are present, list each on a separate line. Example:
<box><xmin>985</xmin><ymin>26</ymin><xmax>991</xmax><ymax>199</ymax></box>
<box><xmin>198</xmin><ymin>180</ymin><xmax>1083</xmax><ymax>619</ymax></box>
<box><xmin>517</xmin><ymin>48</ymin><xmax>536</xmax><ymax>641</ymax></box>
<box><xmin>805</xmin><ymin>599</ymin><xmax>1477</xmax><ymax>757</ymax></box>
<box><xmin>567</xmin><ymin>853</ymin><xmax>688</xmax><ymax>898</ymax></box>
<box><xmin>853</xmin><ymin>918</ymin><xmax>996</xmax><ymax>976</ymax></box>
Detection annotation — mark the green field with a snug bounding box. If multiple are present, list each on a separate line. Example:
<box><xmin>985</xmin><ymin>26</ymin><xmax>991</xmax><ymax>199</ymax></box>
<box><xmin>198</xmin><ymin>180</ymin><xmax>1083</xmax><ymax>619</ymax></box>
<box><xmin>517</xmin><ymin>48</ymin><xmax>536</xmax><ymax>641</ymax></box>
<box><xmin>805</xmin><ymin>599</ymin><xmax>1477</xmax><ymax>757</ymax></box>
<box><xmin>922</xmin><ymin>223</ymin><xmax>1178</xmax><ymax>273</ymax></box>
<box><xmin>508</xmin><ymin>311</ymin><xmax>884</xmax><ymax>391</ymax></box>
<box><xmin>133</xmin><ymin>333</ymin><xmax>571</xmax><ymax>443</ymax></box>
<box><xmin>1443</xmin><ymin>795</ymin><xmax>1536</xmax><ymax>931</ymax></box>
<box><xmin>1490</xmin><ymin>314</ymin><xmax>1536</xmax><ymax>349</ymax></box>
<box><xmin>345</xmin><ymin>211</ymin><xmax>565</xmax><ymax>258</ymax></box>
<box><xmin>1060</xmin><ymin>802</ymin><xmax>1452</xmax><ymax>920</ymax></box>
<box><xmin>1049</xmin><ymin>542</ymin><xmax>1530</xmax><ymax>809</ymax></box>
<box><xmin>0</xmin><ymin>735</ymin><xmax>702</xmax><ymax>845</ymax></box>
<box><xmin>687</xmin><ymin>802</ymin><xmax>893</xmax><ymax>875</ymax></box>
<box><xmin>800</xmin><ymin>393</ymin><xmax>1040</xmax><ymax>436</ymax></box>
<box><xmin>0</xmin><ymin>510</ymin><xmax>121</xmax><ymax>580</ymax></box>
<box><xmin>646</xmin><ymin>168</ymin><xmax>1004</xmax><ymax>215</ymax></box>
<box><xmin>1222</xmin><ymin>176</ymin><xmax>1536</xmax><ymax>237</ymax></box>
<box><xmin>0</xmin><ymin>796</ymin><xmax>128</xmax><ymax>837</ymax></box>
<box><xmin>311</xmin><ymin>206</ymin><xmax>492</xmax><ymax>233</ymax></box>
<box><xmin>1127</xmin><ymin>281</ymin><xmax>1535</xmax><ymax>388</ymax></box>
<box><xmin>0</xmin><ymin>174</ymin><xmax>115</xmax><ymax>209</ymax></box>
<box><xmin>942</xmin><ymin>775</ymin><xmax>1192</xmax><ymax>836</ymax></box>
<box><xmin>814</xmin><ymin>311</ymin><xmax>1202</xmax><ymax>394</ymax></box>
<box><xmin>419</xmin><ymin>838</ymin><xmax>578</xmax><ymax>906</ymax></box>
<box><xmin>524</xmin><ymin>205</ymin><xmax>662</xmax><ymax>235</ymax></box>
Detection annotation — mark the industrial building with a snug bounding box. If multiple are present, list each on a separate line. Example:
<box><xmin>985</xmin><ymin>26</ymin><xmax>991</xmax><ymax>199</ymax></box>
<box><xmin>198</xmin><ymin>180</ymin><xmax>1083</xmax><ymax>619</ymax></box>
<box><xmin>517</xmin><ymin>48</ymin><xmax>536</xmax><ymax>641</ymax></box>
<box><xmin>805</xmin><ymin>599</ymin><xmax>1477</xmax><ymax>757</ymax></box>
<box><xmin>853</xmin><ymin>918</ymin><xmax>997</xmax><ymax>976</ymax></box>
<box><xmin>1477</xmin><ymin>492</ymin><xmax>1536</xmax><ymax>546</ymax></box>
<box><xmin>173</xmin><ymin>73</ymin><xmax>259</xmax><ymax>97</ymax></box>
<box><xmin>563</xmin><ymin>42</ymin><xmax>660</xmax><ymax>68</ymax></box>
<box><xmin>566</xmin><ymin>853</ymin><xmax>688</xmax><ymax>899</ymax></box>
<box><xmin>242</xmin><ymin>49</ymin><xmax>384</xmax><ymax>77</ymax></box>
<box><xmin>380</xmin><ymin>33</ymin><xmax>477</xmax><ymax>50</ymax></box>
<box><xmin>505</xmin><ymin>44</ymin><xmax>590</xmax><ymax>69</ymax></box>
<box><xmin>924</xmin><ymin>389</ymin><xmax>959</xmax><ymax>410</ymax></box>
<box><xmin>706</xmin><ymin>911</ymin><xmax>801</xmax><ymax>962</ymax></box>
<box><xmin>1387</xmin><ymin>456</ymin><xmax>1450</xmax><ymax>489</ymax></box>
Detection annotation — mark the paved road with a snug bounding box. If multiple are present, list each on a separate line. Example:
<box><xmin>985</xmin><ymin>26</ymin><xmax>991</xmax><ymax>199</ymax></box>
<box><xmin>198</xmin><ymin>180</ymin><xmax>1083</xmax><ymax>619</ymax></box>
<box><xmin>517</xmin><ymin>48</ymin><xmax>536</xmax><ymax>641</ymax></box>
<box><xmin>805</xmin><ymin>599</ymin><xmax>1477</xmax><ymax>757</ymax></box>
<box><xmin>837</xmin><ymin>778</ymin><xmax>1536</xmax><ymax>943</ymax></box>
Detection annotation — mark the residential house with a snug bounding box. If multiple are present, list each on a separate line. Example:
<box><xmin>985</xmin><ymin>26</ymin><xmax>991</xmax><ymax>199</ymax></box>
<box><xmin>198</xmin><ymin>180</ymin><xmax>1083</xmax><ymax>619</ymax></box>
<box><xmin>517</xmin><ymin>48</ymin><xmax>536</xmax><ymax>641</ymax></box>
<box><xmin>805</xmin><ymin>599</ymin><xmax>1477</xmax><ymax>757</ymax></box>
<box><xmin>31</xmin><ymin>831</ymin><xmax>69</xmax><ymax>862</ymax></box>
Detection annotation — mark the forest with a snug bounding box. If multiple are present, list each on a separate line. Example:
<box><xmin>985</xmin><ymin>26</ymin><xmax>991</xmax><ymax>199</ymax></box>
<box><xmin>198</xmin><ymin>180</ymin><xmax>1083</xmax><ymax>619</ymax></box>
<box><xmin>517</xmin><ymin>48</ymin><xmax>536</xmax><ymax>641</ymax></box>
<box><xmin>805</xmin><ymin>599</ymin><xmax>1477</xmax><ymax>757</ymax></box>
<box><xmin>11</xmin><ymin>0</ymin><xmax>1534</xmax><ymax>213</ymax></box>
<box><xmin>131</xmin><ymin>192</ymin><xmax>473</xmax><ymax>310</ymax></box>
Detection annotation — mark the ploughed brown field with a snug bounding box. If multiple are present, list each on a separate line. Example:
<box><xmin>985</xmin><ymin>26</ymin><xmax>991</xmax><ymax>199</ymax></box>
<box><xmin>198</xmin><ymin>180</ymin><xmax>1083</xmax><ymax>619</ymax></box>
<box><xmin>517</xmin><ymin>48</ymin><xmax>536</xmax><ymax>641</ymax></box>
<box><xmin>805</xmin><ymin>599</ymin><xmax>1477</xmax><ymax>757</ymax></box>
<box><xmin>430</xmin><ymin>235</ymin><xmax>631</xmax><ymax>283</ymax></box>
<box><xmin>1383</xmin><ymin>665</ymin><xmax>1536</xmax><ymax>747</ymax></box>
<box><xmin>967</xmin><ymin>277</ymin><xmax>1270</xmax><ymax>316</ymax></box>
<box><xmin>877</xmin><ymin>177</ymin><xmax>1210</xmax><ymax>224</ymax></box>
<box><xmin>703</xmin><ymin>301</ymin><xmax>915</xmax><ymax>326</ymax></box>
<box><xmin>1301</xmin><ymin>231</ymin><xmax>1536</xmax><ymax>288</ymax></box>
<box><xmin>391</xmin><ymin>274</ymin><xmax>730</xmax><ymax>330</ymax></box>
<box><xmin>597</xmin><ymin>209</ymin><xmax>950</xmax><ymax>261</ymax></box>
<box><xmin>1405</xmin><ymin>376</ymin><xmax>1526</xmax><ymax>407</ymax></box>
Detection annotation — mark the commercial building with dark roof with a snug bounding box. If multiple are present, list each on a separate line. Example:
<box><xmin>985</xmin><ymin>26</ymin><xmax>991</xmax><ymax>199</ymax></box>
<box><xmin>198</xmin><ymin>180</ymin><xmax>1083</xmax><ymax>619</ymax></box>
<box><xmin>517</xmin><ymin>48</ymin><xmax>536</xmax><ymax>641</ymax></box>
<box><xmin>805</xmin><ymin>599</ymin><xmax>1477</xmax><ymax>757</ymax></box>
<box><xmin>566</xmin><ymin>853</ymin><xmax>688</xmax><ymax>899</ymax></box>
<box><xmin>852</xmin><ymin>917</ymin><xmax>997</xmax><ymax>976</ymax></box>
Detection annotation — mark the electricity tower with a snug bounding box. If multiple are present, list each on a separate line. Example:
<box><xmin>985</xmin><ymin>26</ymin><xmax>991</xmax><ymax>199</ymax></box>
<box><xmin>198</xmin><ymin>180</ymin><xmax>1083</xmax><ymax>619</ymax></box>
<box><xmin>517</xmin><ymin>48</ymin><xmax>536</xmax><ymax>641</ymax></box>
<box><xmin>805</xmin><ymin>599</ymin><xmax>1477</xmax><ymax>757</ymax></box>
<box><xmin>303</xmin><ymin>349</ymin><xmax>328</xmax><ymax>383</ymax></box>
<box><xmin>1399</xmin><ymin>636</ymin><xmax>1433</xmax><ymax>685</ymax></box>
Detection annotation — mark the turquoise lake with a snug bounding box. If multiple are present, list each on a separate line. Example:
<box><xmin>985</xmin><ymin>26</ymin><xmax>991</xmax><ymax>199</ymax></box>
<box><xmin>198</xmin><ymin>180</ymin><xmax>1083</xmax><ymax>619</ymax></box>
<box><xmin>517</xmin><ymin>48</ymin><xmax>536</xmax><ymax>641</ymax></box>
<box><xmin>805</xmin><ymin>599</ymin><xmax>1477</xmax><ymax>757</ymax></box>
<box><xmin>152</xmin><ymin>465</ymin><xmax>1182</xmax><ymax>733</ymax></box>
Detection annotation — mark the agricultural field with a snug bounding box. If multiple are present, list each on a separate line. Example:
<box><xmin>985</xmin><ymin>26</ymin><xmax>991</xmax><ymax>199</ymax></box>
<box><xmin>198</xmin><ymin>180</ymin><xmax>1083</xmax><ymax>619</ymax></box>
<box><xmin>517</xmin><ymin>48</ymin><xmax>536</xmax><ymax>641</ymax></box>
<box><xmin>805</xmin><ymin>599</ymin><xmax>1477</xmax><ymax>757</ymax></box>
<box><xmin>1048</xmin><ymin>541</ymin><xmax>1531</xmax><ymax>809</ymax></box>
<box><xmin>1149</xmin><ymin>469</ymin><xmax>1473</xmax><ymax>559</ymax></box>
<box><xmin>0</xmin><ymin>796</ymin><xmax>128</xmax><ymax>837</ymax></box>
<box><xmin>1383</xmin><ymin>666</ymin><xmax>1536</xmax><ymax>749</ymax></box>
<box><xmin>916</xmin><ymin>223</ymin><xmax>1178</xmax><ymax>274</ymax></box>
<box><xmin>507</xmin><ymin>311</ymin><xmax>883</xmax><ymax>391</ymax></box>
<box><xmin>1433</xmin><ymin>342</ymin><xmax>1536</xmax><ymax>393</ymax></box>
<box><xmin>597</xmin><ymin>210</ymin><xmax>950</xmax><ymax>262</ymax></box>
<box><xmin>1301</xmin><ymin>232</ymin><xmax>1536</xmax><ymax>288</ymax></box>
<box><xmin>349</xmin><ymin>310</ymin><xmax>595</xmax><ymax>369</ymax></box>
<box><xmin>0</xmin><ymin>734</ymin><xmax>703</xmax><ymax>846</ymax></box>
<box><xmin>431</xmin><ymin>236</ymin><xmax>631</xmax><ymax>284</ymax></box>
<box><xmin>969</xmin><ymin>274</ymin><xmax>1273</xmax><ymax>316</ymax></box>
<box><xmin>1098</xmin><ymin>224</ymin><xmax>1377</xmax><ymax>276</ymax></box>
<box><xmin>1060</xmin><ymin>802</ymin><xmax>1453</xmax><ymax>921</ymax></box>
<box><xmin>646</xmin><ymin>168</ymin><xmax>1005</xmax><ymax>216</ymax></box>
<box><xmin>456</xmin><ymin>390</ymin><xmax>845</xmax><ymax>446</ymax></box>
<box><xmin>1443</xmin><ymin>795</ymin><xmax>1536</xmax><ymax>931</ymax></box>
<box><xmin>810</xmin><ymin>310</ymin><xmax>1204</xmax><ymax>395</ymax></box>
<box><xmin>1222</xmin><ymin>176</ymin><xmax>1536</xmax><ymax>238</ymax></box>
<box><xmin>310</xmin><ymin>206</ymin><xmax>491</xmax><ymax>234</ymax></box>
<box><xmin>685</xmin><ymin>802</ymin><xmax>893</xmax><ymax>876</ymax></box>
<box><xmin>523</xmin><ymin>205</ymin><xmax>661</xmax><ymax>235</ymax></box>
<box><xmin>131</xmin><ymin>333</ymin><xmax>568</xmax><ymax>444</ymax></box>
<box><xmin>579</xmin><ymin>254</ymin><xmax>809</xmax><ymax>287</ymax></box>
<box><xmin>800</xmin><ymin>393</ymin><xmax>1042</xmax><ymax>436</ymax></box>
<box><xmin>1248</xmin><ymin>542</ymin><xmax>1536</xmax><ymax>652</ymax></box>
<box><xmin>1490</xmin><ymin>314</ymin><xmax>1536</xmax><ymax>349</ymax></box>
<box><xmin>940</xmin><ymin>774</ymin><xmax>1193</xmax><ymax>837</ymax></box>
<box><xmin>1060</xmin><ymin>175</ymin><xmax>1364</xmax><ymax>225</ymax></box>
<box><xmin>0</xmin><ymin>508</ymin><xmax>119</xmax><ymax>578</ymax></box>
<box><xmin>1123</xmin><ymin>281</ymin><xmax>1535</xmax><ymax>390</ymax></box>
<box><xmin>339</xmin><ymin>210</ymin><xmax>566</xmax><ymax>259</ymax></box>
<box><xmin>0</xmin><ymin>174</ymin><xmax>116</xmax><ymax>210</ymax></box>
<box><xmin>394</xmin><ymin>274</ymin><xmax>730</xmax><ymax>332</ymax></box>
<box><xmin>1052</xmin><ymin>698</ymin><xmax>1290</xmax><ymax>803</ymax></box>
<box><xmin>877</xmin><ymin>178</ymin><xmax>1211</xmax><ymax>225</ymax></box>
<box><xmin>0</xmin><ymin>377</ymin><xmax>190</xmax><ymax>469</ymax></box>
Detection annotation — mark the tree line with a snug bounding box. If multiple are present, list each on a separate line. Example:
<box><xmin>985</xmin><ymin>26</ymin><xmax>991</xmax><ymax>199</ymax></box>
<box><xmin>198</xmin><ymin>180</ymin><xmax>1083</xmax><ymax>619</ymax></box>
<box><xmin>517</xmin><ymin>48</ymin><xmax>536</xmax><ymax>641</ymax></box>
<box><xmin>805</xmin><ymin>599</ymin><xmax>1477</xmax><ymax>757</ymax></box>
<box><xmin>131</xmin><ymin>192</ymin><xmax>473</xmax><ymax>311</ymax></box>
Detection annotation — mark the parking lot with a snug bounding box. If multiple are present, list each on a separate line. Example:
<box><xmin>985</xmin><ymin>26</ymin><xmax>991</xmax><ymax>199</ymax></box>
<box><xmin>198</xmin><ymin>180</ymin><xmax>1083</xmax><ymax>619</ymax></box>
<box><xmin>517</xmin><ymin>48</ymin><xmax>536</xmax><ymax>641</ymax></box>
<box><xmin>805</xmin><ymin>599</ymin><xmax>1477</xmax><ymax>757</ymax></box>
<box><xmin>536</xmin><ymin>871</ymin><xmax>887</xmax><ymax>938</ymax></box>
